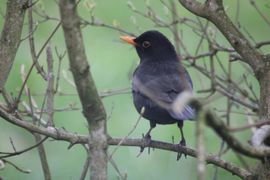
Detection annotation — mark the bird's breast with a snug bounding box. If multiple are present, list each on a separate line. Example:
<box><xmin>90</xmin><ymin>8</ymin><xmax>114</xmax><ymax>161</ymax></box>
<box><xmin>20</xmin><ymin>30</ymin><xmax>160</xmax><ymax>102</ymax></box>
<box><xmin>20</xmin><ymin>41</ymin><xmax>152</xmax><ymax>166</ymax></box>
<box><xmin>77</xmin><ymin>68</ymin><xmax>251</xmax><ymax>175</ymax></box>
<box><xmin>132</xmin><ymin>84</ymin><xmax>178</xmax><ymax>124</ymax></box>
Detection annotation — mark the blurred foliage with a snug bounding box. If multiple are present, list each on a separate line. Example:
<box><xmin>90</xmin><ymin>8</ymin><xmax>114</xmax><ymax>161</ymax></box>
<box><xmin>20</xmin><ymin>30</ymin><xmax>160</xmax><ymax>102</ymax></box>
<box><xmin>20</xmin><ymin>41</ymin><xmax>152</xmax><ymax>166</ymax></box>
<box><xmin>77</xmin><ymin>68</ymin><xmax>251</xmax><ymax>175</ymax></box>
<box><xmin>0</xmin><ymin>0</ymin><xmax>269</xmax><ymax>179</ymax></box>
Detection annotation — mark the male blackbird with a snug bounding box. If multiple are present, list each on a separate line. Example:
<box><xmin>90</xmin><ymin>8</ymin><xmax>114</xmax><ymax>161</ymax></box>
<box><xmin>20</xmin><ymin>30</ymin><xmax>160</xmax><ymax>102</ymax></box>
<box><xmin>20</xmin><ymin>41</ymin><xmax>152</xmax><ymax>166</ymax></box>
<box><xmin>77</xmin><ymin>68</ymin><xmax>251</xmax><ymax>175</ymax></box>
<box><xmin>121</xmin><ymin>30</ymin><xmax>195</xmax><ymax>159</ymax></box>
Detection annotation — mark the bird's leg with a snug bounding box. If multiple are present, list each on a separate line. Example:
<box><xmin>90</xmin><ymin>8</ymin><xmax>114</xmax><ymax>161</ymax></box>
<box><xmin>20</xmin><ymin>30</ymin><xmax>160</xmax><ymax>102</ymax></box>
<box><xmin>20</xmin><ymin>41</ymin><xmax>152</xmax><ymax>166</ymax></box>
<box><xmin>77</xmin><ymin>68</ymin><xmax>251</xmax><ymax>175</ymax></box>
<box><xmin>177</xmin><ymin>121</ymin><xmax>186</xmax><ymax>160</ymax></box>
<box><xmin>138</xmin><ymin>122</ymin><xmax>156</xmax><ymax>156</ymax></box>
<box><xmin>179</xmin><ymin>123</ymin><xmax>186</xmax><ymax>146</ymax></box>
<box><xmin>144</xmin><ymin>125</ymin><xmax>153</xmax><ymax>140</ymax></box>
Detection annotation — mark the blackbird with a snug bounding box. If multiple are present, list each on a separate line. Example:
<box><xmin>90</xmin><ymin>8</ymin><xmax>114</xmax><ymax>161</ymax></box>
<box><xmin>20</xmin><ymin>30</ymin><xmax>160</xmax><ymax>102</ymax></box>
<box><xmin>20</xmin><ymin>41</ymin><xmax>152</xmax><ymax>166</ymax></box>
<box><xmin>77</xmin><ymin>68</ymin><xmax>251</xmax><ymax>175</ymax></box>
<box><xmin>120</xmin><ymin>30</ymin><xmax>195</xmax><ymax>159</ymax></box>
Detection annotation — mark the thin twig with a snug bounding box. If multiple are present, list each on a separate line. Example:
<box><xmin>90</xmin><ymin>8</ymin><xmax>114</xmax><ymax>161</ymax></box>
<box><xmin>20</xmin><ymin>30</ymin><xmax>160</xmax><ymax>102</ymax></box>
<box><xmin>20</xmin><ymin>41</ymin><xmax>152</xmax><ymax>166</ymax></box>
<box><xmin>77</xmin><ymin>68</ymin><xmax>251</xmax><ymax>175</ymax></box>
<box><xmin>62</xmin><ymin>70</ymin><xmax>76</xmax><ymax>87</ymax></box>
<box><xmin>32</xmin><ymin>133</ymin><xmax>51</xmax><ymax>180</ymax></box>
<box><xmin>0</xmin><ymin>137</ymin><xmax>48</xmax><ymax>158</ymax></box>
<box><xmin>15</xmin><ymin>22</ymin><xmax>61</xmax><ymax>109</ymax></box>
<box><xmin>79</xmin><ymin>148</ymin><xmax>90</xmax><ymax>180</ymax></box>
<box><xmin>80</xmin><ymin>18</ymin><xmax>135</xmax><ymax>36</ymax></box>
<box><xmin>9</xmin><ymin>137</ymin><xmax>17</xmax><ymax>152</ymax></box>
<box><xmin>228</xmin><ymin>120</ymin><xmax>270</xmax><ymax>132</ymax></box>
<box><xmin>3</xmin><ymin>159</ymin><xmax>31</xmax><ymax>174</ymax></box>
<box><xmin>20</xmin><ymin>65</ymin><xmax>38</xmax><ymax>108</ymax></box>
<box><xmin>54</xmin><ymin>47</ymin><xmax>66</xmax><ymax>93</ymax></box>
<box><xmin>28</xmin><ymin>0</ymin><xmax>47</xmax><ymax>79</ymax></box>
<box><xmin>27</xmin><ymin>89</ymin><xmax>52</xmax><ymax>180</ymax></box>
<box><xmin>108</xmin><ymin>107</ymin><xmax>144</xmax><ymax>160</ymax></box>
<box><xmin>46</xmin><ymin>46</ymin><xmax>54</xmax><ymax>126</ymax></box>
<box><xmin>99</xmin><ymin>87</ymin><xmax>130</xmax><ymax>98</ymax></box>
<box><xmin>109</xmin><ymin>157</ymin><xmax>127</xmax><ymax>180</ymax></box>
<box><xmin>250</xmin><ymin>0</ymin><xmax>270</xmax><ymax>27</ymax></box>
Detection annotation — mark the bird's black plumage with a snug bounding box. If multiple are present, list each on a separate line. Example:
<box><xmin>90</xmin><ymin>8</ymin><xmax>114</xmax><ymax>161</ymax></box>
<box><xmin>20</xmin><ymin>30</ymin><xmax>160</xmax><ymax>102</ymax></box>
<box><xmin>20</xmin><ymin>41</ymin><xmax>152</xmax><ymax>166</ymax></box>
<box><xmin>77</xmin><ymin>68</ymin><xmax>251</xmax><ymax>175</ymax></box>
<box><xmin>121</xmin><ymin>30</ymin><xmax>195</xmax><ymax>159</ymax></box>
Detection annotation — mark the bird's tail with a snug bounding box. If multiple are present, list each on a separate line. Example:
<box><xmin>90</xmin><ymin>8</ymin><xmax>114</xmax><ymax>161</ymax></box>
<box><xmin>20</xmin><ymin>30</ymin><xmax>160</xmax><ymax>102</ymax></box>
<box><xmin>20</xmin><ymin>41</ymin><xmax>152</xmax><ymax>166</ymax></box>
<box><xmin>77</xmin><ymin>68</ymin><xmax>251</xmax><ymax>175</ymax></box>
<box><xmin>169</xmin><ymin>91</ymin><xmax>196</xmax><ymax>121</ymax></box>
<box><xmin>169</xmin><ymin>105</ymin><xmax>195</xmax><ymax>121</ymax></box>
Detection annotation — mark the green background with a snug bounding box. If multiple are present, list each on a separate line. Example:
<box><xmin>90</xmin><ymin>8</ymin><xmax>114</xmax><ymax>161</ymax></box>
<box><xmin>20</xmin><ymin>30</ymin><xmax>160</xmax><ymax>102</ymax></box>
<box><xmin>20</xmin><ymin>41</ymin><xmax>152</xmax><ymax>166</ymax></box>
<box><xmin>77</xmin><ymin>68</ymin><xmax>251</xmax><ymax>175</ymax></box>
<box><xmin>0</xmin><ymin>0</ymin><xmax>269</xmax><ymax>179</ymax></box>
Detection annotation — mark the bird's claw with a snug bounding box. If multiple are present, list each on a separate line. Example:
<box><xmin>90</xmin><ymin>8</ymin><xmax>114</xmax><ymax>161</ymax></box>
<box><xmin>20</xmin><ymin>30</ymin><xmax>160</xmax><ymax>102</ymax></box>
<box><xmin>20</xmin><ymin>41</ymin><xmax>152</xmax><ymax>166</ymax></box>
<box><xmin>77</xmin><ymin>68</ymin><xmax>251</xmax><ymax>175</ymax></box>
<box><xmin>137</xmin><ymin>133</ymin><xmax>152</xmax><ymax>157</ymax></box>
<box><xmin>176</xmin><ymin>139</ymin><xmax>187</xmax><ymax>161</ymax></box>
<box><xmin>180</xmin><ymin>138</ymin><xmax>186</xmax><ymax>147</ymax></box>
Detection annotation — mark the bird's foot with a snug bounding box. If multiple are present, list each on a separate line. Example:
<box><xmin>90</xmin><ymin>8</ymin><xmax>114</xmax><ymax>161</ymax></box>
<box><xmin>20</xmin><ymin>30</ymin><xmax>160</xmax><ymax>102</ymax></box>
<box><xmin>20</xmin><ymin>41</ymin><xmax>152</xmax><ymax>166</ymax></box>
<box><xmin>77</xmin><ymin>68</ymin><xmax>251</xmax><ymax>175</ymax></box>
<box><xmin>176</xmin><ymin>138</ymin><xmax>187</xmax><ymax>161</ymax></box>
<box><xmin>137</xmin><ymin>133</ymin><xmax>152</xmax><ymax>157</ymax></box>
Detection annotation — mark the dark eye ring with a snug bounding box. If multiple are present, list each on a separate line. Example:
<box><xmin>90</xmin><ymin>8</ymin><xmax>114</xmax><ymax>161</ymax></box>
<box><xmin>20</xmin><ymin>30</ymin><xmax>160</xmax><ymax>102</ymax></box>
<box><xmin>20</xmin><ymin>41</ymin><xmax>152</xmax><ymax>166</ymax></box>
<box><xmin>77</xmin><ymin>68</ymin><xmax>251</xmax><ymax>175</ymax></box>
<box><xmin>142</xmin><ymin>41</ymin><xmax>151</xmax><ymax>48</ymax></box>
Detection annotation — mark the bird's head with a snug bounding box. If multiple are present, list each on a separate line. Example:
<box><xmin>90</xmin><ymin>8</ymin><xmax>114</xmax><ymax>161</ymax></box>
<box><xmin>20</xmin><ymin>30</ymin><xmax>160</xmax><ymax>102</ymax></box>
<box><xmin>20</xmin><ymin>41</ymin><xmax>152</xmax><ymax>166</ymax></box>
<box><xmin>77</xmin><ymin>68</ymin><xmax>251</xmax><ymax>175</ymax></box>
<box><xmin>120</xmin><ymin>30</ymin><xmax>177</xmax><ymax>62</ymax></box>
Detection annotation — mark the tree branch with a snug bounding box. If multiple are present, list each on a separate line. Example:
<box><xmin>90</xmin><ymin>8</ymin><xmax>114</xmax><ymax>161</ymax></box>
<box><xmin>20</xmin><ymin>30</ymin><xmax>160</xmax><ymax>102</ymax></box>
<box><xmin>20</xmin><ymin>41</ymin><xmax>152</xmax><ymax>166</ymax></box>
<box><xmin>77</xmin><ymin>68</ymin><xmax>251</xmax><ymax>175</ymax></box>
<box><xmin>178</xmin><ymin>0</ymin><xmax>265</xmax><ymax>77</ymax></box>
<box><xmin>0</xmin><ymin>136</ymin><xmax>48</xmax><ymax>159</ymax></box>
<box><xmin>2</xmin><ymin>159</ymin><xmax>31</xmax><ymax>174</ymax></box>
<box><xmin>178</xmin><ymin>0</ymin><xmax>206</xmax><ymax>17</ymax></box>
<box><xmin>0</xmin><ymin>103</ymin><xmax>253</xmax><ymax>179</ymax></box>
<box><xmin>46</xmin><ymin>46</ymin><xmax>54</xmax><ymax>126</ymax></box>
<box><xmin>28</xmin><ymin>0</ymin><xmax>47</xmax><ymax>79</ymax></box>
<box><xmin>205</xmin><ymin>108</ymin><xmax>270</xmax><ymax>159</ymax></box>
<box><xmin>0</xmin><ymin>0</ymin><xmax>29</xmax><ymax>91</ymax></box>
<box><xmin>109</xmin><ymin>138</ymin><xmax>253</xmax><ymax>180</ymax></box>
<box><xmin>196</xmin><ymin>108</ymin><xmax>206</xmax><ymax>180</ymax></box>
<box><xmin>59</xmin><ymin>0</ymin><xmax>107</xmax><ymax>179</ymax></box>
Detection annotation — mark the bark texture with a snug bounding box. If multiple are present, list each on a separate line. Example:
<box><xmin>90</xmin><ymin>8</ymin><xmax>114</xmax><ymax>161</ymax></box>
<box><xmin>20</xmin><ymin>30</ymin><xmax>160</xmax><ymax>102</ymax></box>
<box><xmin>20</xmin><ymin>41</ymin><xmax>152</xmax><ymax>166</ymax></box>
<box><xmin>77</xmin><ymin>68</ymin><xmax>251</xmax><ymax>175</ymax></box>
<box><xmin>0</xmin><ymin>0</ymin><xmax>29</xmax><ymax>91</ymax></box>
<box><xmin>59</xmin><ymin>1</ymin><xmax>107</xmax><ymax>179</ymax></box>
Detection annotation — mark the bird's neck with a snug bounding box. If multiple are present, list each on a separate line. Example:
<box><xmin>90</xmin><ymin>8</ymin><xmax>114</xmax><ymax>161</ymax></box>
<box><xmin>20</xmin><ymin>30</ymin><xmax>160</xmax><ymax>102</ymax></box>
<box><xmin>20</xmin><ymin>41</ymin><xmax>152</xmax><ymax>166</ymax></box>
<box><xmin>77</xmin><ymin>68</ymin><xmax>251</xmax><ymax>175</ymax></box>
<box><xmin>140</xmin><ymin>55</ymin><xmax>178</xmax><ymax>64</ymax></box>
<box><xmin>138</xmin><ymin>58</ymin><xmax>181</xmax><ymax>74</ymax></box>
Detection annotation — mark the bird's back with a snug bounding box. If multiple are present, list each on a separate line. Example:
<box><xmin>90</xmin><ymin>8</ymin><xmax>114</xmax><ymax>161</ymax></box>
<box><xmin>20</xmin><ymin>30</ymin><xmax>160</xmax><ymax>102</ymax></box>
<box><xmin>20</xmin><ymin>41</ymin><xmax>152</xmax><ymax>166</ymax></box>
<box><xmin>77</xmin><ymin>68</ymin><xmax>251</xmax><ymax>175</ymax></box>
<box><xmin>132</xmin><ymin>60</ymin><xmax>194</xmax><ymax>124</ymax></box>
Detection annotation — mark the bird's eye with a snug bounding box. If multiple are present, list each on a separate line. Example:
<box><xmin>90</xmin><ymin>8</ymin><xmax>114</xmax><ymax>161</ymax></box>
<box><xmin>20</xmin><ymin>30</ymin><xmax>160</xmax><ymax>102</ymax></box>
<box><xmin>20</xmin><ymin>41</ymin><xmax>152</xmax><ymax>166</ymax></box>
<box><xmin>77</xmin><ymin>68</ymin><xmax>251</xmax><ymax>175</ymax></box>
<box><xmin>142</xmin><ymin>41</ymin><xmax>151</xmax><ymax>48</ymax></box>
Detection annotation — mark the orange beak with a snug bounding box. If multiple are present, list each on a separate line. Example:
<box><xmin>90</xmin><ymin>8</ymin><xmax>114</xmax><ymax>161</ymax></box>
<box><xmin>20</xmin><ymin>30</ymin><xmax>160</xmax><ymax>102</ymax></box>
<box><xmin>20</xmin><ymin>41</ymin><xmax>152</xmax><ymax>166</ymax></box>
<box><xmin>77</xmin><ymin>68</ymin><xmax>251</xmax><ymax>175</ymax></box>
<box><xmin>120</xmin><ymin>36</ymin><xmax>136</xmax><ymax>45</ymax></box>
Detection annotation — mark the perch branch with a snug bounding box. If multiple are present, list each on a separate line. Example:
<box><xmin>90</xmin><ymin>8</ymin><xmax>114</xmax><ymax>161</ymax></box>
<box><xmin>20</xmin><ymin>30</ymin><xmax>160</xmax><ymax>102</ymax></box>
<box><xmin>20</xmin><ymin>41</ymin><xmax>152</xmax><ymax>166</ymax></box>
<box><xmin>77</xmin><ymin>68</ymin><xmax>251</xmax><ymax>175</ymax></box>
<box><xmin>0</xmin><ymin>105</ymin><xmax>255</xmax><ymax>179</ymax></box>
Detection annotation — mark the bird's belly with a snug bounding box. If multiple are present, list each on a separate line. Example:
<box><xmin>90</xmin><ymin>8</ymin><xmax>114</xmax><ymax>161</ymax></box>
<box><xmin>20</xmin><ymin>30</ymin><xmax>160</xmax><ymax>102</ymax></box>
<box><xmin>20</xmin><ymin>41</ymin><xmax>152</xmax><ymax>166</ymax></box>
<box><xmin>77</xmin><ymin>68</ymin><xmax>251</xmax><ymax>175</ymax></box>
<box><xmin>132</xmin><ymin>92</ymin><xmax>177</xmax><ymax>124</ymax></box>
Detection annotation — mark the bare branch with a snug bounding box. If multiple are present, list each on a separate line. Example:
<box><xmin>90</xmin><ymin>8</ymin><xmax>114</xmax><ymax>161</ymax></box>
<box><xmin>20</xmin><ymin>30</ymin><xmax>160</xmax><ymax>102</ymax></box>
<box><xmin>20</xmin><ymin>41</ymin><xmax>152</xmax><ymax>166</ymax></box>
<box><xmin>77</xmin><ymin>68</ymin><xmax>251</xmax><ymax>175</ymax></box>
<box><xmin>109</xmin><ymin>138</ymin><xmax>253</xmax><ymax>180</ymax></box>
<box><xmin>179</xmin><ymin>0</ymin><xmax>265</xmax><ymax>76</ymax></box>
<box><xmin>255</xmin><ymin>40</ymin><xmax>270</xmax><ymax>49</ymax></box>
<box><xmin>32</xmin><ymin>134</ymin><xmax>51</xmax><ymax>180</ymax></box>
<box><xmin>0</xmin><ymin>136</ymin><xmax>48</xmax><ymax>159</ymax></box>
<box><xmin>0</xmin><ymin>105</ymin><xmax>253</xmax><ymax>179</ymax></box>
<box><xmin>228</xmin><ymin>120</ymin><xmax>270</xmax><ymax>133</ymax></box>
<box><xmin>250</xmin><ymin>0</ymin><xmax>270</xmax><ymax>27</ymax></box>
<box><xmin>59</xmin><ymin>1</ymin><xmax>107</xmax><ymax>179</ymax></box>
<box><xmin>21</xmin><ymin>63</ymin><xmax>51</xmax><ymax>180</ymax></box>
<box><xmin>108</xmin><ymin>107</ymin><xmax>144</xmax><ymax>160</ymax></box>
<box><xmin>196</xmin><ymin>109</ymin><xmax>206</xmax><ymax>180</ymax></box>
<box><xmin>54</xmin><ymin>47</ymin><xmax>66</xmax><ymax>93</ymax></box>
<box><xmin>108</xmin><ymin>157</ymin><xmax>127</xmax><ymax>180</ymax></box>
<box><xmin>15</xmin><ymin>22</ymin><xmax>61</xmax><ymax>109</ymax></box>
<box><xmin>99</xmin><ymin>87</ymin><xmax>130</xmax><ymax>98</ymax></box>
<box><xmin>79</xmin><ymin>149</ymin><xmax>90</xmax><ymax>180</ymax></box>
<box><xmin>205</xmin><ymin>108</ymin><xmax>270</xmax><ymax>159</ymax></box>
<box><xmin>178</xmin><ymin>0</ymin><xmax>207</xmax><ymax>17</ymax></box>
<box><xmin>0</xmin><ymin>0</ymin><xmax>29</xmax><ymax>90</ymax></box>
<box><xmin>28</xmin><ymin>0</ymin><xmax>47</xmax><ymax>79</ymax></box>
<box><xmin>2</xmin><ymin>159</ymin><xmax>31</xmax><ymax>174</ymax></box>
<box><xmin>80</xmin><ymin>18</ymin><xmax>135</xmax><ymax>37</ymax></box>
<box><xmin>46</xmin><ymin>46</ymin><xmax>54</xmax><ymax>126</ymax></box>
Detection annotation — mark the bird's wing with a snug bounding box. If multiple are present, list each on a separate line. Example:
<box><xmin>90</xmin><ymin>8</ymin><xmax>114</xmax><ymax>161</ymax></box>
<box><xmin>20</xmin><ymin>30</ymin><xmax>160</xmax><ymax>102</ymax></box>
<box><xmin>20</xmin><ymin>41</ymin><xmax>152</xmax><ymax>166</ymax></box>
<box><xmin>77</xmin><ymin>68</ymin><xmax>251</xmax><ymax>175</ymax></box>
<box><xmin>133</xmin><ymin>69</ymin><xmax>195</xmax><ymax>120</ymax></box>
